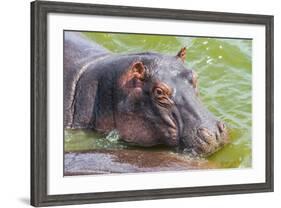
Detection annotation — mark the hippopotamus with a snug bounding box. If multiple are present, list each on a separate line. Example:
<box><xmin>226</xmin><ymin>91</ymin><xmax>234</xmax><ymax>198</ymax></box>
<box><xmin>64</xmin><ymin>32</ymin><xmax>228</xmax><ymax>156</ymax></box>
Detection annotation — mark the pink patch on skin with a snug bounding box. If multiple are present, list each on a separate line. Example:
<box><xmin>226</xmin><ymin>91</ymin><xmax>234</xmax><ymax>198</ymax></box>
<box><xmin>95</xmin><ymin>116</ymin><xmax>115</xmax><ymax>133</ymax></box>
<box><xmin>131</xmin><ymin>88</ymin><xmax>142</xmax><ymax>98</ymax></box>
<box><xmin>116</xmin><ymin>113</ymin><xmax>160</xmax><ymax>146</ymax></box>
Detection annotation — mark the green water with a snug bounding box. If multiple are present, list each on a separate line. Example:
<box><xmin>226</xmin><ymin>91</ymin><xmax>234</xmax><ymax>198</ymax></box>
<box><xmin>65</xmin><ymin>32</ymin><xmax>252</xmax><ymax>169</ymax></box>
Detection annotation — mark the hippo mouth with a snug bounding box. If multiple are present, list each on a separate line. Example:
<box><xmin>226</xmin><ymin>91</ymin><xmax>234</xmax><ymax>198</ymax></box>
<box><xmin>179</xmin><ymin>121</ymin><xmax>229</xmax><ymax>157</ymax></box>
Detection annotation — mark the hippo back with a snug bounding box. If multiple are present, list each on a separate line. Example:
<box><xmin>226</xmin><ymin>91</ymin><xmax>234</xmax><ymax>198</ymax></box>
<box><xmin>64</xmin><ymin>32</ymin><xmax>109</xmax><ymax>128</ymax></box>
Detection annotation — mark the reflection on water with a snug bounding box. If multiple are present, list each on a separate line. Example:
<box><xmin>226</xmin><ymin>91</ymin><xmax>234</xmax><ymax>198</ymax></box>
<box><xmin>64</xmin><ymin>149</ymin><xmax>217</xmax><ymax>175</ymax></box>
<box><xmin>65</xmin><ymin>32</ymin><xmax>252</xmax><ymax>171</ymax></box>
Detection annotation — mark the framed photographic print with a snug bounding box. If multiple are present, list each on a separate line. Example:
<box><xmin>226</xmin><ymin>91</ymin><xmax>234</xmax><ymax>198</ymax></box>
<box><xmin>31</xmin><ymin>0</ymin><xmax>274</xmax><ymax>207</ymax></box>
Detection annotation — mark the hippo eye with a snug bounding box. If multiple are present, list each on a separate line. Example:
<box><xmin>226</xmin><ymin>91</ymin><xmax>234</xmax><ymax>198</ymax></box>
<box><xmin>153</xmin><ymin>86</ymin><xmax>174</xmax><ymax>107</ymax></box>
<box><xmin>155</xmin><ymin>88</ymin><xmax>163</xmax><ymax>96</ymax></box>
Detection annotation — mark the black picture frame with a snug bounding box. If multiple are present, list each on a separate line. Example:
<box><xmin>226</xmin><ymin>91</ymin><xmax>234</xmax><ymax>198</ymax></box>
<box><xmin>31</xmin><ymin>0</ymin><xmax>274</xmax><ymax>207</ymax></box>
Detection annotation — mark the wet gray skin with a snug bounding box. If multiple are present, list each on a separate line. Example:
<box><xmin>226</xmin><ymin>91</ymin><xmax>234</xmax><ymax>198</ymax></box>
<box><xmin>64</xmin><ymin>32</ymin><xmax>229</xmax><ymax>157</ymax></box>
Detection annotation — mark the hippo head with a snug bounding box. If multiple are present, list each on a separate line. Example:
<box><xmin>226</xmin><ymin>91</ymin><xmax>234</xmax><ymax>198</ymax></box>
<box><xmin>115</xmin><ymin>48</ymin><xmax>228</xmax><ymax>156</ymax></box>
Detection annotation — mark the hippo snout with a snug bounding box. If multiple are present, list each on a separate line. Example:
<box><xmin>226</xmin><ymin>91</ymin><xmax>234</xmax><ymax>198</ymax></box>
<box><xmin>182</xmin><ymin>121</ymin><xmax>229</xmax><ymax>156</ymax></box>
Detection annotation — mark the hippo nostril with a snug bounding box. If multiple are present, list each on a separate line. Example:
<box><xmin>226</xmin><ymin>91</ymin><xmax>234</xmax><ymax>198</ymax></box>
<box><xmin>217</xmin><ymin>121</ymin><xmax>226</xmax><ymax>133</ymax></box>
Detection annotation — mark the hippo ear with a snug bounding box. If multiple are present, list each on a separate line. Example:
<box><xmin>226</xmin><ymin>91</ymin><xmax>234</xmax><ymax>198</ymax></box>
<box><xmin>119</xmin><ymin>61</ymin><xmax>147</xmax><ymax>90</ymax></box>
<box><xmin>130</xmin><ymin>61</ymin><xmax>146</xmax><ymax>80</ymax></box>
<box><xmin>176</xmin><ymin>47</ymin><xmax>187</xmax><ymax>62</ymax></box>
